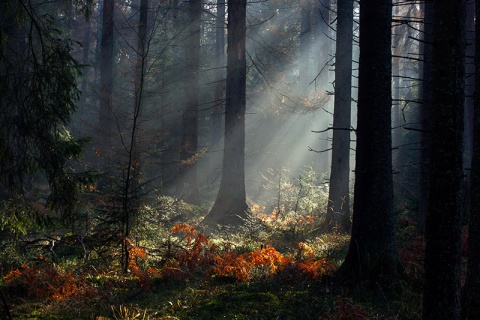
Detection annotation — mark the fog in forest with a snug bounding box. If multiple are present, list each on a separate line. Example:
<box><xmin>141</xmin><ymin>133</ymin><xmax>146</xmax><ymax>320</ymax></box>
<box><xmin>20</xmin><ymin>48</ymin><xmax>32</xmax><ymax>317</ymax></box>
<box><xmin>65</xmin><ymin>0</ymin><xmax>361</xmax><ymax>213</ymax></box>
<box><xmin>4</xmin><ymin>0</ymin><xmax>475</xmax><ymax>318</ymax></box>
<box><xmin>1</xmin><ymin>0</ymin><xmax>428</xmax><ymax>217</ymax></box>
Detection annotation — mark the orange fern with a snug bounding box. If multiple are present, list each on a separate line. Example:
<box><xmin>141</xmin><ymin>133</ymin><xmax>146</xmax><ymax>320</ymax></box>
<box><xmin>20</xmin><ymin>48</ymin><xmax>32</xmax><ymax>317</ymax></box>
<box><xmin>3</xmin><ymin>262</ymin><xmax>98</xmax><ymax>301</ymax></box>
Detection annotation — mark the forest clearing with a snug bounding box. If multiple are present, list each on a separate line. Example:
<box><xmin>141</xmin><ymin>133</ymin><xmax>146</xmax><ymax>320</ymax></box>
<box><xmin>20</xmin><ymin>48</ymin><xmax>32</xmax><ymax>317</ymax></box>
<box><xmin>1</xmin><ymin>0</ymin><xmax>479</xmax><ymax>319</ymax></box>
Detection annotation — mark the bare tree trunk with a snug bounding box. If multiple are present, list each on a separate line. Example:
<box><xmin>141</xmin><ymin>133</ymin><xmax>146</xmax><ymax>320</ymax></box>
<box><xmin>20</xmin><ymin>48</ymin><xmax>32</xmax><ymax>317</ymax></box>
<box><xmin>0</xmin><ymin>0</ymin><xmax>26</xmax><ymax>193</ymax></box>
<box><xmin>122</xmin><ymin>0</ymin><xmax>149</xmax><ymax>273</ymax></box>
<box><xmin>210</xmin><ymin>0</ymin><xmax>226</xmax><ymax>187</ymax></box>
<box><xmin>131</xmin><ymin>0</ymin><xmax>149</xmax><ymax>183</ymax></box>
<box><xmin>461</xmin><ymin>1</ymin><xmax>480</xmax><ymax>318</ymax></box>
<box><xmin>78</xmin><ymin>17</ymin><xmax>92</xmax><ymax>117</ymax></box>
<box><xmin>418</xmin><ymin>0</ymin><xmax>433</xmax><ymax>233</ymax></box>
<box><xmin>337</xmin><ymin>0</ymin><xmax>400</xmax><ymax>283</ymax></box>
<box><xmin>205</xmin><ymin>0</ymin><xmax>249</xmax><ymax>227</ymax></box>
<box><xmin>392</xmin><ymin>14</ymin><xmax>402</xmax><ymax>152</ymax></box>
<box><xmin>422</xmin><ymin>0</ymin><xmax>466</xmax><ymax>318</ymax></box>
<box><xmin>99</xmin><ymin>0</ymin><xmax>114</xmax><ymax>160</ymax></box>
<box><xmin>464</xmin><ymin>1</ymin><xmax>475</xmax><ymax>171</ymax></box>
<box><xmin>326</xmin><ymin>0</ymin><xmax>353</xmax><ymax>231</ymax></box>
<box><xmin>316</xmin><ymin>0</ymin><xmax>331</xmax><ymax>173</ymax></box>
<box><xmin>180</xmin><ymin>0</ymin><xmax>201</xmax><ymax>202</ymax></box>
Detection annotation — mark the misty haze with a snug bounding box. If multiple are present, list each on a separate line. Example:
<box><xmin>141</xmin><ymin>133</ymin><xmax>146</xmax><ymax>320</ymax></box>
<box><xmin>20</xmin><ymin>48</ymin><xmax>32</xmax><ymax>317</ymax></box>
<box><xmin>0</xmin><ymin>0</ymin><xmax>476</xmax><ymax>319</ymax></box>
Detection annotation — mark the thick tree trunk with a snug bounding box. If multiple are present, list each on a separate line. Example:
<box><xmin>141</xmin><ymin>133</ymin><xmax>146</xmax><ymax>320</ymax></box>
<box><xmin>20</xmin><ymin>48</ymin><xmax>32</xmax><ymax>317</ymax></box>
<box><xmin>210</xmin><ymin>0</ymin><xmax>226</xmax><ymax>186</ymax></box>
<box><xmin>0</xmin><ymin>1</ymin><xmax>26</xmax><ymax>192</ymax></box>
<box><xmin>180</xmin><ymin>0</ymin><xmax>201</xmax><ymax>202</ymax></box>
<box><xmin>422</xmin><ymin>0</ymin><xmax>466</xmax><ymax>319</ymax></box>
<box><xmin>205</xmin><ymin>0</ymin><xmax>249</xmax><ymax>227</ymax></box>
<box><xmin>337</xmin><ymin>0</ymin><xmax>400</xmax><ymax>282</ymax></box>
<box><xmin>461</xmin><ymin>1</ymin><xmax>480</xmax><ymax>318</ymax></box>
<box><xmin>326</xmin><ymin>0</ymin><xmax>353</xmax><ymax>231</ymax></box>
<box><xmin>418</xmin><ymin>0</ymin><xmax>433</xmax><ymax>233</ymax></box>
<box><xmin>464</xmin><ymin>2</ymin><xmax>475</xmax><ymax>170</ymax></box>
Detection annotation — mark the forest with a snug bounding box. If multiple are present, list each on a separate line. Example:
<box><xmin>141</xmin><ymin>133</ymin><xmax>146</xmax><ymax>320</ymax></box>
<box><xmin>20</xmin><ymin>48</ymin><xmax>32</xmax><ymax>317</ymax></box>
<box><xmin>0</xmin><ymin>0</ymin><xmax>478</xmax><ymax>319</ymax></box>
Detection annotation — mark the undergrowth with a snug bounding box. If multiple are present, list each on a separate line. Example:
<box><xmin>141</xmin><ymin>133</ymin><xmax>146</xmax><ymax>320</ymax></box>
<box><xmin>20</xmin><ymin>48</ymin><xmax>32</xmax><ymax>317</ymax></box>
<box><xmin>0</xmin><ymin>192</ymin><xmax>425</xmax><ymax>319</ymax></box>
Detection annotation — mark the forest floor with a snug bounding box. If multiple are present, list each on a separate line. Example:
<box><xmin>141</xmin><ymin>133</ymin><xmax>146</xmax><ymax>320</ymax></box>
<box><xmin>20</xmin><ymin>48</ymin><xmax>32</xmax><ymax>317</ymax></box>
<box><xmin>0</xmin><ymin>197</ymin><xmax>425</xmax><ymax>319</ymax></box>
<box><xmin>1</xmin><ymin>266</ymin><xmax>423</xmax><ymax>320</ymax></box>
<box><xmin>1</xmin><ymin>238</ymin><xmax>424</xmax><ymax>319</ymax></box>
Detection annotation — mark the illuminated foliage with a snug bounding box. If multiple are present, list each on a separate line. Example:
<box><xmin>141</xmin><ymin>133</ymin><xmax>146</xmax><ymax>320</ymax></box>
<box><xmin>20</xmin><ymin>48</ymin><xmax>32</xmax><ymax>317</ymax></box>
<box><xmin>3</xmin><ymin>259</ymin><xmax>98</xmax><ymax>302</ymax></box>
<box><xmin>167</xmin><ymin>224</ymin><xmax>336</xmax><ymax>282</ymax></box>
<box><xmin>123</xmin><ymin>236</ymin><xmax>151</xmax><ymax>288</ymax></box>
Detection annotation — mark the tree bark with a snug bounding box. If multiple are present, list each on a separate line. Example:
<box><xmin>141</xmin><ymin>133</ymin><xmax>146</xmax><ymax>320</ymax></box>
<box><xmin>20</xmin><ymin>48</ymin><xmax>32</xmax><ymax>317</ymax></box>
<box><xmin>0</xmin><ymin>0</ymin><xmax>26</xmax><ymax>192</ymax></box>
<box><xmin>418</xmin><ymin>0</ymin><xmax>434</xmax><ymax>233</ymax></box>
<box><xmin>326</xmin><ymin>0</ymin><xmax>353</xmax><ymax>231</ymax></box>
<box><xmin>78</xmin><ymin>16</ymin><xmax>92</xmax><ymax>116</ymax></box>
<box><xmin>391</xmin><ymin>2</ymin><xmax>403</xmax><ymax>153</ymax></box>
<box><xmin>337</xmin><ymin>0</ymin><xmax>400</xmax><ymax>283</ymax></box>
<box><xmin>99</xmin><ymin>0</ymin><xmax>114</xmax><ymax>155</ymax></box>
<box><xmin>461</xmin><ymin>1</ymin><xmax>480</xmax><ymax>318</ymax></box>
<box><xmin>422</xmin><ymin>0</ymin><xmax>466</xmax><ymax>319</ymax></box>
<box><xmin>464</xmin><ymin>1</ymin><xmax>475</xmax><ymax>171</ymax></box>
<box><xmin>210</xmin><ymin>0</ymin><xmax>226</xmax><ymax>186</ymax></box>
<box><xmin>204</xmin><ymin>0</ymin><xmax>249</xmax><ymax>227</ymax></box>
<box><xmin>180</xmin><ymin>0</ymin><xmax>201</xmax><ymax>202</ymax></box>
<box><xmin>316</xmin><ymin>0</ymin><xmax>331</xmax><ymax>173</ymax></box>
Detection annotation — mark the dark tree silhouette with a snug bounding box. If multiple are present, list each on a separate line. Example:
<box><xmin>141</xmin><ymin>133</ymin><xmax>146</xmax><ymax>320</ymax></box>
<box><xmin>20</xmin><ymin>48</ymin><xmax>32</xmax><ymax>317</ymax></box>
<box><xmin>337</xmin><ymin>0</ymin><xmax>401</xmax><ymax>282</ymax></box>
<box><xmin>418</xmin><ymin>0</ymin><xmax>434</xmax><ymax>232</ymax></box>
<box><xmin>422</xmin><ymin>0</ymin><xmax>466</xmax><ymax>319</ymax></box>
<box><xmin>462</xmin><ymin>0</ymin><xmax>480</xmax><ymax>314</ymax></box>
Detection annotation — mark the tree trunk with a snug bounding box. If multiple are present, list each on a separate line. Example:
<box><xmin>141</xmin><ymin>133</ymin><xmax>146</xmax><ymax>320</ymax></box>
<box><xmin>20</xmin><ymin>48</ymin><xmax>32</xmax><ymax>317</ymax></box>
<box><xmin>131</xmin><ymin>0</ymin><xmax>149</xmax><ymax>183</ymax></box>
<box><xmin>422</xmin><ymin>0</ymin><xmax>466</xmax><ymax>319</ymax></box>
<box><xmin>461</xmin><ymin>1</ymin><xmax>480</xmax><ymax>318</ymax></box>
<box><xmin>122</xmin><ymin>0</ymin><xmax>149</xmax><ymax>273</ymax></box>
<box><xmin>210</xmin><ymin>0</ymin><xmax>226</xmax><ymax>186</ymax></box>
<box><xmin>300</xmin><ymin>2</ymin><xmax>311</xmax><ymax>92</ymax></box>
<box><xmin>326</xmin><ymin>0</ymin><xmax>353</xmax><ymax>231</ymax></box>
<box><xmin>99</xmin><ymin>0</ymin><xmax>114</xmax><ymax>158</ymax></box>
<box><xmin>391</xmin><ymin>5</ymin><xmax>403</xmax><ymax>153</ymax></box>
<box><xmin>418</xmin><ymin>0</ymin><xmax>434</xmax><ymax>233</ymax></box>
<box><xmin>337</xmin><ymin>0</ymin><xmax>400</xmax><ymax>283</ymax></box>
<box><xmin>204</xmin><ymin>0</ymin><xmax>249</xmax><ymax>227</ymax></box>
<box><xmin>180</xmin><ymin>0</ymin><xmax>201</xmax><ymax>202</ymax></box>
<box><xmin>78</xmin><ymin>16</ymin><xmax>92</xmax><ymax>119</ymax></box>
<box><xmin>316</xmin><ymin>0</ymin><xmax>331</xmax><ymax>173</ymax></box>
<box><xmin>0</xmin><ymin>0</ymin><xmax>26</xmax><ymax>192</ymax></box>
<box><xmin>464</xmin><ymin>2</ymin><xmax>475</xmax><ymax>171</ymax></box>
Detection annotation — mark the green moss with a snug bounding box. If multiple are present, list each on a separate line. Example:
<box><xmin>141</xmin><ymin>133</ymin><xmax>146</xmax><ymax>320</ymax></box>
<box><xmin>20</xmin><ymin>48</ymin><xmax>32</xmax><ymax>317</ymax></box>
<box><xmin>188</xmin><ymin>290</ymin><xmax>280</xmax><ymax>319</ymax></box>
